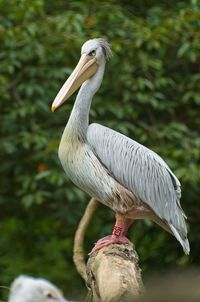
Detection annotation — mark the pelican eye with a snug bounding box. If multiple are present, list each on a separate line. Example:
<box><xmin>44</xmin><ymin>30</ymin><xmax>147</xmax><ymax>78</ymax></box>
<box><xmin>45</xmin><ymin>292</ymin><xmax>56</xmax><ymax>300</ymax></box>
<box><xmin>88</xmin><ymin>50</ymin><xmax>96</xmax><ymax>56</ymax></box>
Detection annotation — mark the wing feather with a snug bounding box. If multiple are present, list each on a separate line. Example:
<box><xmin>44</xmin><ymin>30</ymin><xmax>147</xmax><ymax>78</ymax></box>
<box><xmin>87</xmin><ymin>123</ymin><xmax>189</xmax><ymax>252</ymax></box>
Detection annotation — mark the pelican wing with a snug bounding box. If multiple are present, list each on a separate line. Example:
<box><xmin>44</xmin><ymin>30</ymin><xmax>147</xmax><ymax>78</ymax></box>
<box><xmin>87</xmin><ymin>123</ymin><xmax>189</xmax><ymax>254</ymax></box>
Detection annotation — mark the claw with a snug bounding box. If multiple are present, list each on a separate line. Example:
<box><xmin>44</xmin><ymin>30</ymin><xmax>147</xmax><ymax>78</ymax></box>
<box><xmin>89</xmin><ymin>235</ymin><xmax>130</xmax><ymax>255</ymax></box>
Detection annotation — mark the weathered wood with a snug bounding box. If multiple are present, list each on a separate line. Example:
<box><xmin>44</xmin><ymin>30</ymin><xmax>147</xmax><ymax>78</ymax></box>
<box><xmin>85</xmin><ymin>242</ymin><xmax>144</xmax><ymax>302</ymax></box>
<box><xmin>73</xmin><ymin>198</ymin><xmax>99</xmax><ymax>282</ymax></box>
<box><xmin>73</xmin><ymin>198</ymin><xmax>144</xmax><ymax>302</ymax></box>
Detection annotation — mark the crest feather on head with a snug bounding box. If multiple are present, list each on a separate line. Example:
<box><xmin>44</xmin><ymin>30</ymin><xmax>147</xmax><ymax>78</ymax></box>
<box><xmin>97</xmin><ymin>38</ymin><xmax>112</xmax><ymax>60</ymax></box>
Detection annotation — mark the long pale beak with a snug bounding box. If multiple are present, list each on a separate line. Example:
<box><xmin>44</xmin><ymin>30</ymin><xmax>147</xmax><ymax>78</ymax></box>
<box><xmin>51</xmin><ymin>54</ymin><xmax>98</xmax><ymax>112</ymax></box>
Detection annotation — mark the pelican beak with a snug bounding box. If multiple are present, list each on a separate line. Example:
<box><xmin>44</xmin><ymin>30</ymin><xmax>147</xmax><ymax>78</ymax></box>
<box><xmin>51</xmin><ymin>54</ymin><xmax>98</xmax><ymax>112</ymax></box>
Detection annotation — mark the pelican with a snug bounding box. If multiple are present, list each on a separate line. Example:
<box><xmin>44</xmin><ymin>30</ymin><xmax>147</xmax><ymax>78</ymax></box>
<box><xmin>9</xmin><ymin>275</ymin><xmax>69</xmax><ymax>302</ymax></box>
<box><xmin>51</xmin><ymin>38</ymin><xmax>189</xmax><ymax>254</ymax></box>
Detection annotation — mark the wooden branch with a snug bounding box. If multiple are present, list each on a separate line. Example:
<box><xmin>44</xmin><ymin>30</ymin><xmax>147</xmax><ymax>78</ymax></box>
<box><xmin>85</xmin><ymin>242</ymin><xmax>144</xmax><ymax>302</ymax></box>
<box><xmin>73</xmin><ymin>198</ymin><xmax>99</xmax><ymax>282</ymax></box>
<box><xmin>73</xmin><ymin>198</ymin><xmax>144</xmax><ymax>301</ymax></box>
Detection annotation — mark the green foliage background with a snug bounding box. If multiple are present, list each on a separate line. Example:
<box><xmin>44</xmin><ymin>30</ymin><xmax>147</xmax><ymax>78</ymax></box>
<box><xmin>0</xmin><ymin>0</ymin><xmax>200</xmax><ymax>299</ymax></box>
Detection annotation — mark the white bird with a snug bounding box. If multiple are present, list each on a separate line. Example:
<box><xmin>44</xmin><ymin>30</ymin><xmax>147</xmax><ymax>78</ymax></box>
<box><xmin>8</xmin><ymin>275</ymin><xmax>69</xmax><ymax>302</ymax></box>
<box><xmin>51</xmin><ymin>38</ymin><xmax>189</xmax><ymax>254</ymax></box>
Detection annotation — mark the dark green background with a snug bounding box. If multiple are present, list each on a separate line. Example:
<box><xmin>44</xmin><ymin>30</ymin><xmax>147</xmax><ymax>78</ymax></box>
<box><xmin>0</xmin><ymin>0</ymin><xmax>200</xmax><ymax>300</ymax></box>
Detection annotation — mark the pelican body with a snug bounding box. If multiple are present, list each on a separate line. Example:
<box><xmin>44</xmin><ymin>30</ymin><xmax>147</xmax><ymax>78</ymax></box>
<box><xmin>52</xmin><ymin>39</ymin><xmax>189</xmax><ymax>254</ymax></box>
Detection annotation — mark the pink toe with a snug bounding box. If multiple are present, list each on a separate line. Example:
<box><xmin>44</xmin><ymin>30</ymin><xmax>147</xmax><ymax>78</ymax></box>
<box><xmin>89</xmin><ymin>235</ymin><xmax>130</xmax><ymax>255</ymax></box>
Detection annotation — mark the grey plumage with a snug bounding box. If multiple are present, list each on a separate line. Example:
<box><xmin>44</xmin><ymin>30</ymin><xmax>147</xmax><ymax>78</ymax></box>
<box><xmin>87</xmin><ymin>123</ymin><xmax>189</xmax><ymax>254</ymax></box>
<box><xmin>52</xmin><ymin>38</ymin><xmax>190</xmax><ymax>255</ymax></box>
<box><xmin>97</xmin><ymin>39</ymin><xmax>113</xmax><ymax>60</ymax></box>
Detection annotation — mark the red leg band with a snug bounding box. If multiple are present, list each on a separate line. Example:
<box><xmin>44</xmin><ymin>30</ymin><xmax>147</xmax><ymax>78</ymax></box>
<box><xmin>112</xmin><ymin>225</ymin><xmax>123</xmax><ymax>237</ymax></box>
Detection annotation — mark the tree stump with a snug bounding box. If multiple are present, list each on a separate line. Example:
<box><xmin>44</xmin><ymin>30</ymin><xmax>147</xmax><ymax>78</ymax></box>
<box><xmin>73</xmin><ymin>198</ymin><xmax>144</xmax><ymax>302</ymax></box>
<box><xmin>85</xmin><ymin>243</ymin><xmax>144</xmax><ymax>302</ymax></box>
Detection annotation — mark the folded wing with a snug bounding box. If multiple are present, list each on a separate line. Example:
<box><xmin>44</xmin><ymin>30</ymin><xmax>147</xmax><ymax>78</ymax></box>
<box><xmin>87</xmin><ymin>123</ymin><xmax>189</xmax><ymax>254</ymax></box>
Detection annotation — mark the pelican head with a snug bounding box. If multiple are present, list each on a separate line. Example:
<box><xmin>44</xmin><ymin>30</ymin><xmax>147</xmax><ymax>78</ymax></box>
<box><xmin>51</xmin><ymin>38</ymin><xmax>112</xmax><ymax>112</ymax></box>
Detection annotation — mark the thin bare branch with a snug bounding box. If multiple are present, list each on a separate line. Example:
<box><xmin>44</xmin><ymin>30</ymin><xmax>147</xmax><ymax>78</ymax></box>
<box><xmin>73</xmin><ymin>198</ymin><xmax>99</xmax><ymax>282</ymax></box>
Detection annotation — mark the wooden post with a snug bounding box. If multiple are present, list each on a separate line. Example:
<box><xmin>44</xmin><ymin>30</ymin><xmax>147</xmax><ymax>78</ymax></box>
<box><xmin>73</xmin><ymin>198</ymin><xmax>144</xmax><ymax>302</ymax></box>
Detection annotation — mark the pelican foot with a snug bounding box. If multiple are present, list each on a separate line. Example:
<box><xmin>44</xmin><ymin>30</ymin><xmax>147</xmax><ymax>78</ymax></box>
<box><xmin>89</xmin><ymin>235</ymin><xmax>130</xmax><ymax>255</ymax></box>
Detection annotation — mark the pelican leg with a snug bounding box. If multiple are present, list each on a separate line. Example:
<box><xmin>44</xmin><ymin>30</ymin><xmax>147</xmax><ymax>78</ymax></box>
<box><xmin>122</xmin><ymin>217</ymin><xmax>133</xmax><ymax>236</ymax></box>
<box><xmin>89</xmin><ymin>213</ymin><xmax>132</xmax><ymax>254</ymax></box>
